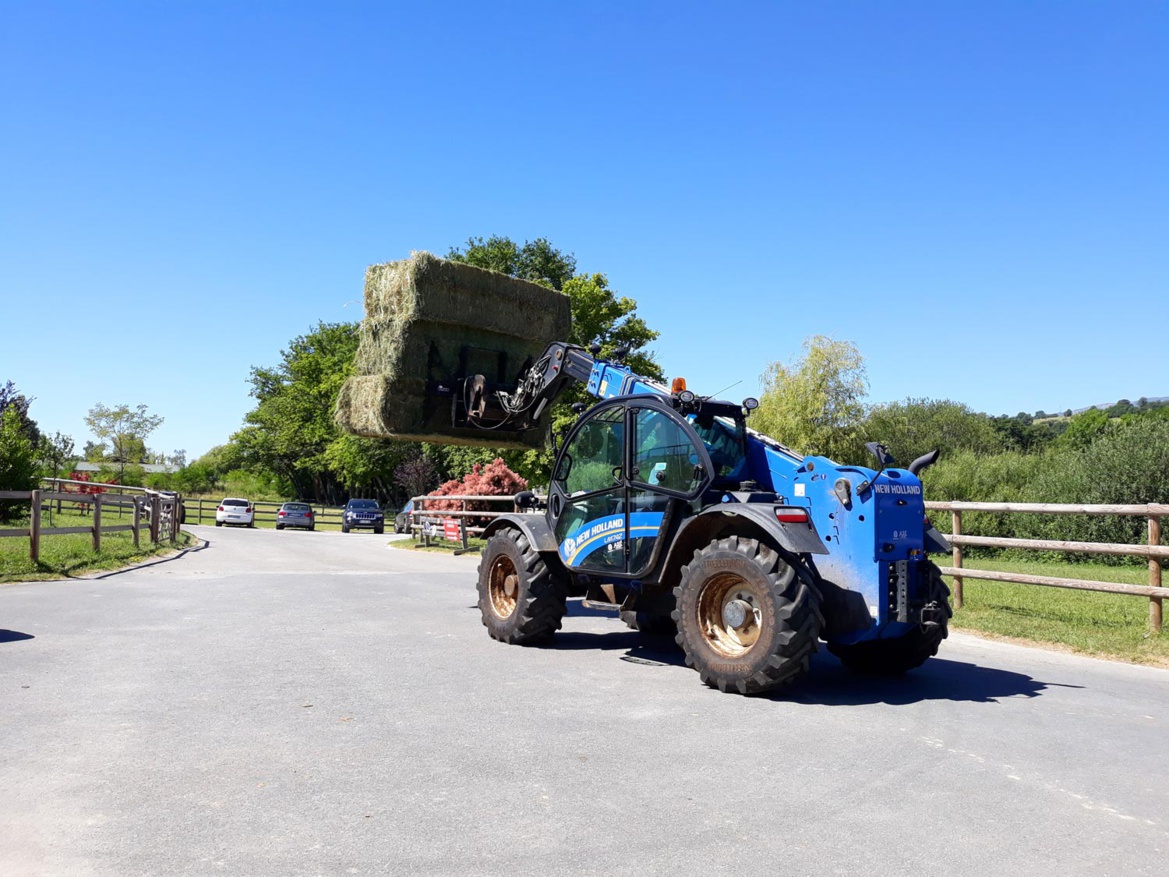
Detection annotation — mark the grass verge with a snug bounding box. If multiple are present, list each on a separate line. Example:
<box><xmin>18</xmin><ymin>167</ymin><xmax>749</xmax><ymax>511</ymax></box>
<box><xmin>0</xmin><ymin>508</ymin><xmax>194</xmax><ymax>583</ymax></box>
<box><xmin>944</xmin><ymin>557</ymin><xmax>1167</xmax><ymax>666</ymax></box>
<box><xmin>388</xmin><ymin>536</ymin><xmax>487</xmax><ymax>555</ymax></box>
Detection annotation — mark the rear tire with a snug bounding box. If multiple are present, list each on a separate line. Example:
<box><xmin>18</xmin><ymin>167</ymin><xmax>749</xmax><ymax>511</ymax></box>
<box><xmin>673</xmin><ymin>537</ymin><xmax>822</xmax><ymax>695</ymax></box>
<box><xmin>215</xmin><ymin>521</ymin><xmax>222</xmax><ymax>527</ymax></box>
<box><xmin>374</xmin><ymin>525</ymin><xmax>384</xmax><ymax>535</ymax></box>
<box><xmin>478</xmin><ymin>529</ymin><xmax>567</xmax><ymax>645</ymax></box>
<box><xmin>276</xmin><ymin>524</ymin><xmax>284</xmax><ymax>530</ymax></box>
<box><xmin>827</xmin><ymin>561</ymin><xmax>952</xmax><ymax>675</ymax></box>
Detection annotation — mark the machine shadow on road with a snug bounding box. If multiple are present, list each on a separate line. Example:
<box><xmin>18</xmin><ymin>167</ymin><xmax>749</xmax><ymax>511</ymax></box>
<box><xmin>0</xmin><ymin>629</ymin><xmax>35</xmax><ymax>643</ymax></box>
<box><xmin>784</xmin><ymin>650</ymin><xmax>1068</xmax><ymax>705</ymax></box>
<box><xmin>477</xmin><ymin>600</ymin><xmax>1071</xmax><ymax>704</ymax></box>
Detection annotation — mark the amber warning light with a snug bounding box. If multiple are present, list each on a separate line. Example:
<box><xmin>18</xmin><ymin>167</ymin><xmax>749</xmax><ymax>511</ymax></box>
<box><xmin>671</xmin><ymin>377</ymin><xmax>687</xmax><ymax>393</ymax></box>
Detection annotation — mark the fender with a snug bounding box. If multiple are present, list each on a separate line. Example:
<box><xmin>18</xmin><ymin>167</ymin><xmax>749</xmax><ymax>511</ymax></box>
<box><xmin>482</xmin><ymin>513</ymin><xmax>562</xmax><ymax>555</ymax></box>
<box><xmin>924</xmin><ymin>523</ymin><xmax>951</xmax><ymax>554</ymax></box>
<box><xmin>651</xmin><ymin>503</ymin><xmax>829</xmax><ymax>595</ymax></box>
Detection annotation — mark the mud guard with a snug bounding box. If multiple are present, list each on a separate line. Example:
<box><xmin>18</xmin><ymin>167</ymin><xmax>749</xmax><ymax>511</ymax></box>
<box><xmin>481</xmin><ymin>514</ymin><xmax>567</xmax><ymax>570</ymax></box>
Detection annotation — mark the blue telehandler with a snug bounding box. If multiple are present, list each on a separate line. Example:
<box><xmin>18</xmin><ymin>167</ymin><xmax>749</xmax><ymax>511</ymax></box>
<box><xmin>447</xmin><ymin>340</ymin><xmax>952</xmax><ymax>695</ymax></box>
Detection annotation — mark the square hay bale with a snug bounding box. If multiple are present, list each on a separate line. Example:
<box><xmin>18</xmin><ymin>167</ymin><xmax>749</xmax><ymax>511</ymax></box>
<box><xmin>334</xmin><ymin>252</ymin><xmax>572</xmax><ymax>448</ymax></box>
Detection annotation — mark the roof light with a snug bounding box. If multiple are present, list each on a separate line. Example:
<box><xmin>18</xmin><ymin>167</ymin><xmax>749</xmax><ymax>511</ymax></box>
<box><xmin>671</xmin><ymin>377</ymin><xmax>687</xmax><ymax>393</ymax></box>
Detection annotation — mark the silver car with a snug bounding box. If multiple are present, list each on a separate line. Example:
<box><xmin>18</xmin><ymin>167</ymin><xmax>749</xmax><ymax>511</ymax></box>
<box><xmin>276</xmin><ymin>502</ymin><xmax>315</xmax><ymax>531</ymax></box>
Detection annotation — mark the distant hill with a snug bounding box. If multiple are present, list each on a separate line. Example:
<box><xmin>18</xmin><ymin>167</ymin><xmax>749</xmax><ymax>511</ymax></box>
<box><xmin>1069</xmin><ymin>396</ymin><xmax>1168</xmax><ymax>415</ymax></box>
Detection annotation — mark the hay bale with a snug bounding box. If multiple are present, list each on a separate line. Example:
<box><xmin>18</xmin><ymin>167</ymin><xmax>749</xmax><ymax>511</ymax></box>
<box><xmin>334</xmin><ymin>252</ymin><xmax>572</xmax><ymax>448</ymax></box>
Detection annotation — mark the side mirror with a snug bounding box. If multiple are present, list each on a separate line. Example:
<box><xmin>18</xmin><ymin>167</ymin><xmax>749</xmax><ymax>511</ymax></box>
<box><xmin>864</xmin><ymin>441</ymin><xmax>896</xmax><ymax>468</ymax></box>
<box><xmin>514</xmin><ymin>490</ymin><xmax>539</xmax><ymax>509</ymax></box>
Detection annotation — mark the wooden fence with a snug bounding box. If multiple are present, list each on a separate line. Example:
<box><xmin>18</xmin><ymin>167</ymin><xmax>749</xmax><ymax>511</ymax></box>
<box><xmin>405</xmin><ymin>494</ymin><xmax>535</xmax><ymax>552</ymax></box>
<box><xmin>182</xmin><ymin>499</ymin><xmax>351</xmax><ymax>529</ymax></box>
<box><xmin>926</xmin><ymin>500</ymin><xmax>1167</xmax><ymax>632</ymax></box>
<box><xmin>0</xmin><ymin>483</ymin><xmax>181</xmax><ymax>563</ymax></box>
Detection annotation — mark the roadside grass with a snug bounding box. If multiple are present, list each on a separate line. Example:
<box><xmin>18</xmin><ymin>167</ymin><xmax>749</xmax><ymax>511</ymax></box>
<box><xmin>945</xmin><ymin>557</ymin><xmax>1167</xmax><ymax>666</ymax></box>
<box><xmin>0</xmin><ymin>507</ymin><xmax>193</xmax><ymax>583</ymax></box>
<box><xmin>389</xmin><ymin>536</ymin><xmax>487</xmax><ymax>554</ymax></box>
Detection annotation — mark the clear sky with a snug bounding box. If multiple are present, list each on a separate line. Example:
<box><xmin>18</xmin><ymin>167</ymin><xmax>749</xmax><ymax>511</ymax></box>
<box><xmin>2</xmin><ymin>1</ymin><xmax>1166</xmax><ymax>461</ymax></box>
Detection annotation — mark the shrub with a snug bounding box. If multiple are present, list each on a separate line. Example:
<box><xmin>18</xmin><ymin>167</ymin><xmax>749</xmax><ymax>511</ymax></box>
<box><xmin>426</xmin><ymin>458</ymin><xmax>528</xmax><ymax>524</ymax></box>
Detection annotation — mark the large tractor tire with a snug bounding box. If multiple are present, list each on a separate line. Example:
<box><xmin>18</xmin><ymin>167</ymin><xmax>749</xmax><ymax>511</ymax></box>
<box><xmin>478</xmin><ymin>529</ymin><xmax>568</xmax><ymax>645</ymax></box>
<box><xmin>827</xmin><ymin>560</ymin><xmax>952</xmax><ymax>675</ymax></box>
<box><xmin>620</xmin><ymin>611</ymin><xmax>678</xmax><ymax>638</ymax></box>
<box><xmin>673</xmin><ymin>537</ymin><xmax>823</xmax><ymax>695</ymax></box>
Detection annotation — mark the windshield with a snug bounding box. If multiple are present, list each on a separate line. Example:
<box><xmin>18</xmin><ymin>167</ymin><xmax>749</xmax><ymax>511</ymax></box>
<box><xmin>283</xmin><ymin>503</ymin><xmax>310</xmax><ymax>511</ymax></box>
<box><xmin>689</xmin><ymin>415</ymin><xmax>748</xmax><ymax>480</ymax></box>
<box><xmin>348</xmin><ymin>500</ymin><xmax>379</xmax><ymax>509</ymax></box>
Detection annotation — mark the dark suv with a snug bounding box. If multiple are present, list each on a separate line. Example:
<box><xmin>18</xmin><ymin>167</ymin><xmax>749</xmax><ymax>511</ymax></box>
<box><xmin>342</xmin><ymin>499</ymin><xmax>384</xmax><ymax>534</ymax></box>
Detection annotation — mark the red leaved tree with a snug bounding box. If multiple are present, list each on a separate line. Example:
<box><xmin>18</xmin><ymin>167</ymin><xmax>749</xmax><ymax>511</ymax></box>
<box><xmin>426</xmin><ymin>458</ymin><xmax>528</xmax><ymax>525</ymax></box>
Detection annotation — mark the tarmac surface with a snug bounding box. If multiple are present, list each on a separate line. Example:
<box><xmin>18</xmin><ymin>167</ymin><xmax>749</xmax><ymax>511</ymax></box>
<box><xmin>2</xmin><ymin>524</ymin><xmax>1167</xmax><ymax>876</ymax></box>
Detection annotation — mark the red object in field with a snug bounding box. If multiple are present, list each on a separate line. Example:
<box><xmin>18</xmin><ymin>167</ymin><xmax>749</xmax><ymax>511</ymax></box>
<box><xmin>775</xmin><ymin>508</ymin><xmax>809</xmax><ymax>523</ymax></box>
<box><xmin>443</xmin><ymin>518</ymin><xmax>460</xmax><ymax>541</ymax></box>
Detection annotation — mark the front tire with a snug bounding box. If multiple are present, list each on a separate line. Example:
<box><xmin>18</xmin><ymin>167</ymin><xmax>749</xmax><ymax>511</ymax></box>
<box><xmin>673</xmin><ymin>537</ymin><xmax>822</xmax><ymax>695</ymax></box>
<box><xmin>374</xmin><ymin>525</ymin><xmax>384</xmax><ymax>535</ymax></box>
<box><xmin>341</xmin><ymin>524</ymin><xmax>350</xmax><ymax>533</ymax></box>
<box><xmin>478</xmin><ymin>529</ymin><xmax>567</xmax><ymax>645</ymax></box>
<box><xmin>827</xmin><ymin>561</ymin><xmax>952</xmax><ymax>675</ymax></box>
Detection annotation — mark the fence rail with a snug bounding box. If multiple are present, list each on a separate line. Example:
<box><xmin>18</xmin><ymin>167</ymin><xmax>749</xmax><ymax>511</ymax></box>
<box><xmin>0</xmin><ymin>480</ymin><xmax>181</xmax><ymax>562</ymax></box>
<box><xmin>925</xmin><ymin>500</ymin><xmax>1164</xmax><ymax>632</ymax></box>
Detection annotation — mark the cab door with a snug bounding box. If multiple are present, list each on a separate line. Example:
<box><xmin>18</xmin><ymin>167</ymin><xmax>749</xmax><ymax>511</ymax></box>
<box><xmin>549</xmin><ymin>398</ymin><xmax>712</xmax><ymax>577</ymax></box>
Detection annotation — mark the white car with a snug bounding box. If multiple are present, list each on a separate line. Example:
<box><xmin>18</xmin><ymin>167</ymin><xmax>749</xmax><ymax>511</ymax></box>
<box><xmin>215</xmin><ymin>497</ymin><xmax>254</xmax><ymax>528</ymax></box>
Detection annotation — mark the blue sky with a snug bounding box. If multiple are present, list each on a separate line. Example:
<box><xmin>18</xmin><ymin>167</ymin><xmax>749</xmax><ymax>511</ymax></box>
<box><xmin>2</xmin><ymin>1</ymin><xmax>1166</xmax><ymax>461</ymax></box>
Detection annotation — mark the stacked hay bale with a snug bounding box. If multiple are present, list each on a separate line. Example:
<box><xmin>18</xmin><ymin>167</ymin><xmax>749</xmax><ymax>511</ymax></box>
<box><xmin>334</xmin><ymin>252</ymin><xmax>572</xmax><ymax>449</ymax></box>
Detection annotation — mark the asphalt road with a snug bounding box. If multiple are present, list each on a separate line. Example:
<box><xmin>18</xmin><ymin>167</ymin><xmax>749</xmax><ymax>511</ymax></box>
<box><xmin>2</xmin><ymin>525</ymin><xmax>1167</xmax><ymax>876</ymax></box>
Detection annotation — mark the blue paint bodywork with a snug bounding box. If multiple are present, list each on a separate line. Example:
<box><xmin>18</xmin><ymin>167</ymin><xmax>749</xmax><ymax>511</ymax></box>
<box><xmin>570</xmin><ymin>357</ymin><xmax>934</xmax><ymax>645</ymax></box>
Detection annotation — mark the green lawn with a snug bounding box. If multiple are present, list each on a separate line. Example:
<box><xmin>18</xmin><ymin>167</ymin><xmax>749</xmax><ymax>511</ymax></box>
<box><xmin>0</xmin><ymin>507</ymin><xmax>193</xmax><ymax>583</ymax></box>
<box><xmin>944</xmin><ymin>557</ymin><xmax>1167</xmax><ymax>666</ymax></box>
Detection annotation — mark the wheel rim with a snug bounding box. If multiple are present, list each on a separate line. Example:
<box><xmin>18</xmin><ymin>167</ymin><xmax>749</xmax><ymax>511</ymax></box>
<box><xmin>488</xmin><ymin>554</ymin><xmax>520</xmax><ymax>620</ymax></box>
<box><xmin>695</xmin><ymin>572</ymin><xmax>764</xmax><ymax>657</ymax></box>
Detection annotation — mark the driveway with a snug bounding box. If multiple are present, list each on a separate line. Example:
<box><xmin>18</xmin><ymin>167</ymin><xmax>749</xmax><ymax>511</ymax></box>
<box><xmin>2</xmin><ymin>525</ymin><xmax>1167</xmax><ymax>875</ymax></box>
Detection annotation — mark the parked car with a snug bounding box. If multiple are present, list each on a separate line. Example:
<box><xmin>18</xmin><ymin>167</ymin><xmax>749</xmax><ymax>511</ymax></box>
<box><xmin>342</xmin><ymin>498</ymin><xmax>384</xmax><ymax>534</ymax></box>
<box><xmin>216</xmin><ymin>497</ymin><xmax>254</xmax><ymax>528</ymax></box>
<box><xmin>394</xmin><ymin>500</ymin><xmax>414</xmax><ymax>534</ymax></box>
<box><xmin>276</xmin><ymin>501</ymin><xmax>315</xmax><ymax>531</ymax></box>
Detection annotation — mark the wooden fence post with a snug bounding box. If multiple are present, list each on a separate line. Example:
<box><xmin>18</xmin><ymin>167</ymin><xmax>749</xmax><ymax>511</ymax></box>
<box><xmin>1150</xmin><ymin>515</ymin><xmax>1162</xmax><ymax>634</ymax></box>
<box><xmin>150</xmin><ymin>494</ymin><xmax>161</xmax><ymax>543</ymax></box>
<box><xmin>951</xmin><ymin>509</ymin><xmax>964</xmax><ymax>610</ymax></box>
<box><xmin>132</xmin><ymin>497</ymin><xmax>141</xmax><ymax>549</ymax></box>
<box><xmin>93</xmin><ymin>494</ymin><xmax>102</xmax><ymax>552</ymax></box>
<box><xmin>30</xmin><ymin>489</ymin><xmax>41</xmax><ymax>563</ymax></box>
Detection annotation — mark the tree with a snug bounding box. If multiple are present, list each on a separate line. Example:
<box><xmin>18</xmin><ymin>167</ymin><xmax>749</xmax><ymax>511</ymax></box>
<box><xmin>753</xmin><ymin>336</ymin><xmax>868</xmax><ymax>463</ymax></box>
<box><xmin>394</xmin><ymin>455</ymin><xmax>439</xmax><ymax>500</ymax></box>
<box><xmin>446</xmin><ymin>236</ymin><xmax>662</xmax><ymax>483</ymax></box>
<box><xmin>1056</xmin><ymin>408</ymin><xmax>1113</xmax><ymax>451</ymax></box>
<box><xmin>0</xmin><ymin>380</ymin><xmax>40</xmax><ymax>447</ymax></box>
<box><xmin>84</xmin><ymin>403</ymin><xmax>164</xmax><ymax>479</ymax></box>
<box><xmin>39</xmin><ymin>431</ymin><xmax>76</xmax><ymax>482</ymax></box>
<box><xmin>863</xmin><ymin>399</ymin><xmax>1004</xmax><ymax>463</ymax></box>
<box><xmin>448</xmin><ymin>235</ymin><xmax>576</xmax><ymax>290</ymax></box>
<box><xmin>0</xmin><ymin>408</ymin><xmax>38</xmax><ymax>521</ymax></box>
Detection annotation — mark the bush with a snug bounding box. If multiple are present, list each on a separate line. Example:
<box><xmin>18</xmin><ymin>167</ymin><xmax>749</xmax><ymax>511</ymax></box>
<box><xmin>427</xmin><ymin>459</ymin><xmax>528</xmax><ymax>524</ymax></box>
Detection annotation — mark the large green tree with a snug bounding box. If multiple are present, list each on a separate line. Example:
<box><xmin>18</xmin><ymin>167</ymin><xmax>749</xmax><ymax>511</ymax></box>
<box><xmin>0</xmin><ymin>407</ymin><xmax>38</xmax><ymax>521</ymax></box>
<box><xmin>445</xmin><ymin>236</ymin><xmax>662</xmax><ymax>483</ymax></box>
<box><xmin>236</xmin><ymin>321</ymin><xmax>418</xmax><ymax>503</ymax></box>
<box><xmin>863</xmin><ymin>398</ymin><xmax>1004</xmax><ymax>464</ymax></box>
<box><xmin>84</xmin><ymin>403</ymin><xmax>164</xmax><ymax>479</ymax></box>
<box><xmin>235</xmin><ymin>322</ymin><xmax>360</xmax><ymax>503</ymax></box>
<box><xmin>753</xmin><ymin>336</ymin><xmax>868</xmax><ymax>463</ymax></box>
